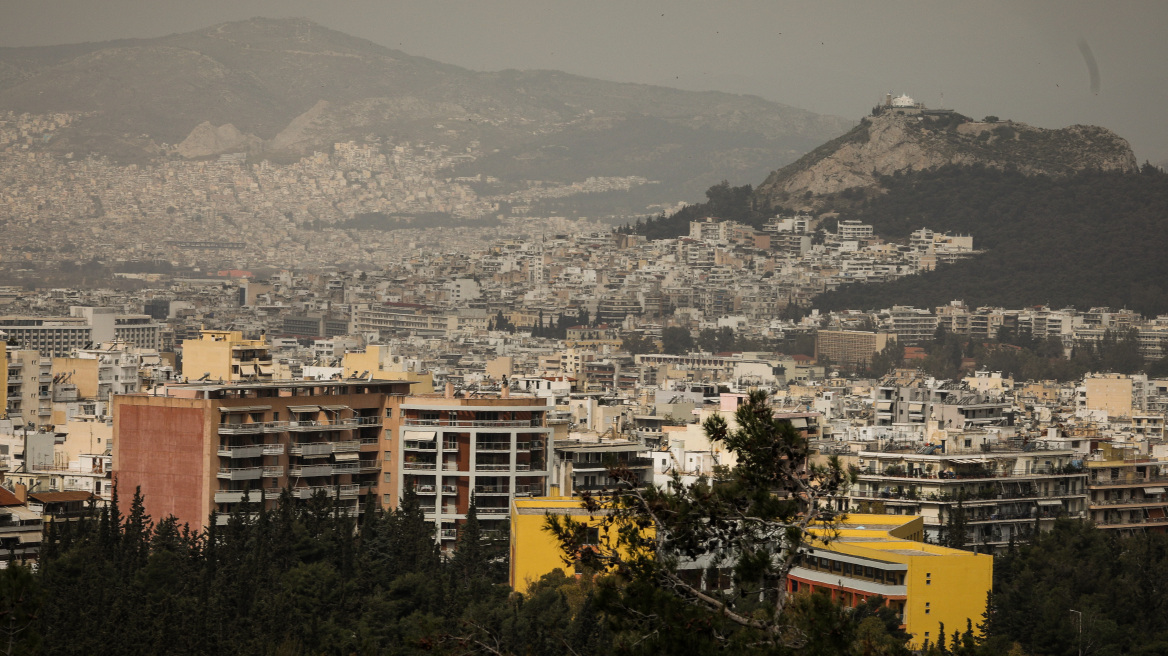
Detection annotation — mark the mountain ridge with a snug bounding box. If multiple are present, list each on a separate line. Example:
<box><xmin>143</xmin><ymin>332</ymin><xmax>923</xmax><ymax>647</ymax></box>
<box><xmin>0</xmin><ymin>17</ymin><xmax>852</xmax><ymax>206</ymax></box>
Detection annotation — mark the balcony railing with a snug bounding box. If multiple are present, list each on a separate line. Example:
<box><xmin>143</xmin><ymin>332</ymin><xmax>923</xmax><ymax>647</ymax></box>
<box><xmin>477</xmin><ymin>507</ymin><xmax>510</xmax><ymax>515</ymax></box>
<box><xmin>441</xmin><ymin>485</ymin><xmax>458</xmax><ymax>494</ymax></box>
<box><xmin>475</xmin><ymin>463</ymin><xmax>512</xmax><ymax>472</ymax></box>
<box><xmin>288</xmin><ymin>464</ymin><xmax>334</xmax><ymax>477</ymax></box>
<box><xmin>415</xmin><ymin>484</ymin><xmax>437</xmax><ymax>494</ymax></box>
<box><xmin>404</xmin><ymin>419</ymin><xmax>543</xmax><ymax>428</ymax></box>
<box><xmin>1089</xmin><ymin>475</ymin><xmax>1168</xmax><ymax>488</ymax></box>
<box><xmin>217</xmin><ymin>467</ymin><xmax>263</xmax><ymax>481</ymax></box>
<box><xmin>404</xmin><ymin>462</ymin><xmax>437</xmax><ymax>470</ymax></box>
<box><xmin>858</xmin><ymin>467</ymin><xmax>1086</xmax><ymax>481</ymax></box>
<box><xmin>474</xmin><ymin>485</ymin><xmax>510</xmax><ymax>495</ymax></box>
<box><xmin>439</xmin><ymin>529</ymin><xmax>458</xmax><ymax>540</ymax></box>
<box><xmin>262</xmin><ymin>444</ymin><xmax>285</xmax><ymax>456</ymax></box>
<box><xmin>289</xmin><ymin>442</ymin><xmax>333</xmax><ymax>456</ymax></box>
<box><xmin>333</xmin><ymin>440</ymin><xmax>361</xmax><ymax>453</ymax></box>
<box><xmin>218</xmin><ymin>423</ymin><xmax>265</xmax><ymax>435</ymax></box>
<box><xmin>354</xmin><ymin>416</ymin><xmax>383</xmax><ymax>426</ymax></box>
<box><xmin>262</xmin><ymin>466</ymin><xmax>284</xmax><ymax>478</ymax></box>
<box><xmin>404</xmin><ymin>441</ymin><xmax>436</xmax><ymax>451</ymax></box>
<box><xmin>217</xmin><ymin>445</ymin><xmax>265</xmax><ymax>459</ymax></box>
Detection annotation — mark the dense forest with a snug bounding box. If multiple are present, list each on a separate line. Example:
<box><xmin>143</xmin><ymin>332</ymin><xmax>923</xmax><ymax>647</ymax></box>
<box><xmin>814</xmin><ymin>164</ymin><xmax>1168</xmax><ymax>315</ymax></box>
<box><xmin>0</xmin><ymin>480</ymin><xmax>1165</xmax><ymax>654</ymax></box>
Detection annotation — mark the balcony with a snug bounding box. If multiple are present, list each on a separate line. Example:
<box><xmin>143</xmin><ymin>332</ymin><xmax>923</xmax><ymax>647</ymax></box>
<box><xmin>441</xmin><ymin>484</ymin><xmax>458</xmax><ymax>494</ymax></box>
<box><xmin>332</xmin><ymin>463</ymin><xmax>359</xmax><ymax>475</ymax></box>
<box><xmin>404</xmin><ymin>461</ymin><xmax>437</xmax><ymax>471</ymax></box>
<box><xmin>217</xmin><ymin>467</ymin><xmax>263</xmax><ymax>481</ymax></box>
<box><xmin>218</xmin><ymin>423</ymin><xmax>265</xmax><ymax>435</ymax></box>
<box><xmin>354</xmin><ymin>416</ymin><xmax>382</xmax><ymax>427</ymax></box>
<box><xmin>439</xmin><ymin>528</ymin><xmax>458</xmax><ymax>540</ymax></box>
<box><xmin>404</xmin><ymin>419</ymin><xmax>542</xmax><ymax>428</ymax></box>
<box><xmin>1089</xmin><ymin>475</ymin><xmax>1168</xmax><ymax>489</ymax></box>
<box><xmin>356</xmin><ymin>462</ymin><xmax>381</xmax><ymax>474</ymax></box>
<box><xmin>475</xmin><ymin>463</ymin><xmax>513</xmax><ymax>472</ymax></box>
<box><xmin>288</xmin><ymin>464</ymin><xmax>334</xmax><ymax>478</ymax></box>
<box><xmin>262</xmin><ymin>444</ymin><xmax>285</xmax><ymax>456</ymax></box>
<box><xmin>289</xmin><ymin>442</ymin><xmax>333</xmax><ymax>456</ymax></box>
<box><xmin>332</xmin><ymin>440</ymin><xmax>361</xmax><ymax>453</ymax></box>
<box><xmin>477</xmin><ymin>507</ymin><xmax>510</xmax><ymax>515</ymax></box>
<box><xmin>415</xmin><ymin>484</ymin><xmax>437</xmax><ymax>494</ymax></box>
<box><xmin>404</xmin><ymin>441</ymin><xmax>437</xmax><ymax>451</ymax></box>
<box><xmin>474</xmin><ymin>485</ymin><xmax>510</xmax><ymax>495</ymax></box>
<box><xmin>217</xmin><ymin>445</ymin><xmax>265</xmax><ymax>459</ymax></box>
<box><xmin>6</xmin><ymin>377</ymin><xmax>21</xmax><ymax>385</ymax></box>
<box><xmin>476</xmin><ymin>442</ymin><xmax>514</xmax><ymax>451</ymax></box>
<box><xmin>262</xmin><ymin>466</ymin><xmax>284</xmax><ymax>478</ymax></box>
<box><xmin>286</xmin><ymin>420</ymin><xmax>355</xmax><ymax>432</ymax></box>
<box><xmin>214</xmin><ymin>490</ymin><xmax>262</xmax><ymax>504</ymax></box>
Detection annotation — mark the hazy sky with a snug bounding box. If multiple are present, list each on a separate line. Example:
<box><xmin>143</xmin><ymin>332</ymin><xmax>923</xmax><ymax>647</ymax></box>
<box><xmin>3</xmin><ymin>1</ymin><xmax>1167</xmax><ymax>163</ymax></box>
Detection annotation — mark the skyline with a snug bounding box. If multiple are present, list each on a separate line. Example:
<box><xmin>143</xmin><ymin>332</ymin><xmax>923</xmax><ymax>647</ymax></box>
<box><xmin>1</xmin><ymin>1</ymin><xmax>1166</xmax><ymax>166</ymax></box>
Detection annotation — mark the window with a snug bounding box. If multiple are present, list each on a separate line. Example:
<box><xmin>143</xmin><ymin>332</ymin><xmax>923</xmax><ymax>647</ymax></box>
<box><xmin>383</xmin><ymin>472</ymin><xmax>392</xmax><ymax>483</ymax></box>
<box><xmin>383</xmin><ymin>494</ymin><xmax>392</xmax><ymax>505</ymax></box>
<box><xmin>272</xmin><ymin>411</ymin><xmax>280</xmax><ymax>421</ymax></box>
<box><xmin>926</xmin><ymin>572</ymin><xmax>932</xmax><ymax>585</ymax></box>
<box><xmin>385</xmin><ymin>408</ymin><xmax>393</xmax><ymax>418</ymax></box>
<box><xmin>925</xmin><ymin>602</ymin><xmax>931</xmax><ymax>615</ymax></box>
<box><xmin>584</xmin><ymin>527</ymin><xmax>600</xmax><ymax>545</ymax></box>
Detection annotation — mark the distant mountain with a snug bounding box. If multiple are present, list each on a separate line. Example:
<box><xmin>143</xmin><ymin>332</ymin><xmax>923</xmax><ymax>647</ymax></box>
<box><xmin>754</xmin><ymin>109</ymin><xmax>1137</xmax><ymax>212</ymax></box>
<box><xmin>0</xmin><ymin>17</ymin><xmax>852</xmax><ymax>207</ymax></box>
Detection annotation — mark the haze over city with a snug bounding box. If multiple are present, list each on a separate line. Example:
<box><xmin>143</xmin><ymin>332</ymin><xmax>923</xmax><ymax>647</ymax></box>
<box><xmin>2</xmin><ymin>3</ymin><xmax>1168</xmax><ymax>655</ymax></box>
<box><xmin>3</xmin><ymin>0</ymin><xmax>1168</xmax><ymax>162</ymax></box>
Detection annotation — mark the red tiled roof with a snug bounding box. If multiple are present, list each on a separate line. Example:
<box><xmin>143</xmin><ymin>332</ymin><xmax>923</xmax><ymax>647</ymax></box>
<box><xmin>28</xmin><ymin>491</ymin><xmax>96</xmax><ymax>504</ymax></box>
<box><xmin>0</xmin><ymin>487</ymin><xmax>22</xmax><ymax>507</ymax></box>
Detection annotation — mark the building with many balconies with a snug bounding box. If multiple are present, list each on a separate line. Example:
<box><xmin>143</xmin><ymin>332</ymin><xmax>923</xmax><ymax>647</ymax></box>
<box><xmin>1085</xmin><ymin>444</ymin><xmax>1168</xmax><ymax>533</ymax></box>
<box><xmin>847</xmin><ymin>442</ymin><xmax>1087</xmax><ymax>551</ymax></box>
<box><xmin>181</xmin><ymin>330</ymin><xmax>274</xmax><ymax>382</ymax></box>
<box><xmin>113</xmin><ymin>378</ymin><xmax>414</xmax><ymax>528</ymax></box>
<box><xmin>392</xmin><ymin>385</ymin><xmax>552</xmax><ymax>547</ymax></box>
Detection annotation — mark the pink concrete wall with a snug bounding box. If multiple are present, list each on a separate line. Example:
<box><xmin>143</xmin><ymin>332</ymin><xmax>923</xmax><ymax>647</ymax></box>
<box><xmin>114</xmin><ymin>403</ymin><xmax>209</xmax><ymax>529</ymax></box>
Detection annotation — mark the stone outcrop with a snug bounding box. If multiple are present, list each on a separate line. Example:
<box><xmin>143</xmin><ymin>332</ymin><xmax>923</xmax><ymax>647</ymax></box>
<box><xmin>175</xmin><ymin>121</ymin><xmax>262</xmax><ymax>158</ymax></box>
<box><xmin>755</xmin><ymin>111</ymin><xmax>1138</xmax><ymax>210</ymax></box>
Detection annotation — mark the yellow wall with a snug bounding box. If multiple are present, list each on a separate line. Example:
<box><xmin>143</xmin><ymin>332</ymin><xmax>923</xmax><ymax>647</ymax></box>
<box><xmin>510</xmin><ymin>497</ymin><xmax>639</xmax><ymax>594</ymax></box>
<box><xmin>181</xmin><ymin>330</ymin><xmax>267</xmax><ymax>382</ymax></box>
<box><xmin>812</xmin><ymin>515</ymin><xmax>993</xmax><ymax>649</ymax></box>
<box><xmin>52</xmin><ymin>357</ymin><xmax>99</xmax><ymax>399</ymax></box>
<box><xmin>342</xmin><ymin>345</ymin><xmax>434</xmax><ymax>394</ymax></box>
<box><xmin>1084</xmin><ymin>375</ymin><xmax>1134</xmax><ymax>418</ymax></box>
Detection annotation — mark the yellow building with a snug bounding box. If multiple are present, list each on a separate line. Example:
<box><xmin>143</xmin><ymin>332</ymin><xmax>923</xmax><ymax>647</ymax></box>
<box><xmin>180</xmin><ymin>330</ymin><xmax>272</xmax><ymax>382</ymax></box>
<box><xmin>792</xmin><ymin>514</ymin><xmax>992</xmax><ymax>649</ymax></box>
<box><xmin>510</xmin><ymin>496</ymin><xmax>643</xmax><ymax>593</ymax></box>
<box><xmin>341</xmin><ymin>344</ymin><xmax>434</xmax><ymax>394</ymax></box>
<box><xmin>510</xmin><ymin>501</ymin><xmax>990</xmax><ymax>650</ymax></box>
<box><xmin>815</xmin><ymin>330</ymin><xmax>896</xmax><ymax>367</ymax></box>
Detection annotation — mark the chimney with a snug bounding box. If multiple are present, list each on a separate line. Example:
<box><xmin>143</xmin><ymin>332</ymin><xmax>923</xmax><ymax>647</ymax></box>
<box><xmin>501</xmin><ymin>381</ymin><xmax>510</xmax><ymax>398</ymax></box>
<box><xmin>445</xmin><ymin>381</ymin><xmax>454</xmax><ymax>399</ymax></box>
<box><xmin>13</xmin><ymin>483</ymin><xmax>26</xmax><ymax>504</ymax></box>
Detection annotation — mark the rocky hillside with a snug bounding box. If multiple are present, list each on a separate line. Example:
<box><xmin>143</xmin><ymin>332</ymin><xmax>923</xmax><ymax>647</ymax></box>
<box><xmin>755</xmin><ymin>110</ymin><xmax>1137</xmax><ymax>211</ymax></box>
<box><xmin>0</xmin><ymin>18</ymin><xmax>851</xmax><ymax>205</ymax></box>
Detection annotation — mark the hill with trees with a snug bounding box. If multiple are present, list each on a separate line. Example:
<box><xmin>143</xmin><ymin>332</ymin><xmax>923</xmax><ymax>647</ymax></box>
<box><xmin>813</xmin><ymin>164</ymin><xmax>1168</xmax><ymax>315</ymax></box>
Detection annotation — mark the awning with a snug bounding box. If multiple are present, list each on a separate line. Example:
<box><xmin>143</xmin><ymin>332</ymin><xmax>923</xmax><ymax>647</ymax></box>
<box><xmin>405</xmin><ymin>430</ymin><xmax>436</xmax><ymax>441</ymax></box>
<box><xmin>333</xmin><ymin>452</ymin><xmax>360</xmax><ymax>461</ymax></box>
<box><xmin>1145</xmin><ymin>487</ymin><xmax>1166</xmax><ymax>495</ymax></box>
<box><xmin>258</xmin><ymin>365</ymin><xmax>274</xmax><ymax>375</ymax></box>
<box><xmin>787</xmin><ymin>418</ymin><xmax>808</xmax><ymax>428</ymax></box>
<box><xmin>1036</xmin><ymin>500</ymin><xmax>1063</xmax><ymax>507</ymax></box>
<box><xmin>287</xmin><ymin>405</ymin><xmax>320</xmax><ymax>413</ymax></box>
<box><xmin>321</xmin><ymin>405</ymin><xmax>350</xmax><ymax>411</ymax></box>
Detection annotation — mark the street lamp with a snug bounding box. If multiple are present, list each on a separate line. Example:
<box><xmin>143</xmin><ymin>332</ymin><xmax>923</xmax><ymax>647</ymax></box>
<box><xmin>1069</xmin><ymin>609</ymin><xmax>1082</xmax><ymax>656</ymax></box>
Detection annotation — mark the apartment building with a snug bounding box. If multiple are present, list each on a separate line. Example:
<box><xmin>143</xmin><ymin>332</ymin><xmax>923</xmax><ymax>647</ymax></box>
<box><xmin>0</xmin><ymin>307</ymin><xmax>161</xmax><ymax>356</ymax></box>
<box><xmin>181</xmin><ymin>330</ymin><xmax>273</xmax><ymax>382</ymax></box>
<box><xmin>816</xmin><ymin>330</ymin><xmax>896</xmax><ymax>368</ymax></box>
<box><xmin>873</xmin><ymin>386</ymin><xmax>1011</xmax><ymax>429</ymax></box>
<box><xmin>393</xmin><ymin>387</ymin><xmax>552</xmax><ymax>547</ymax></box>
<box><xmin>113</xmin><ymin>379</ymin><xmax>414</xmax><ymax>528</ymax></box>
<box><xmin>848</xmin><ymin>444</ymin><xmax>1087</xmax><ymax>550</ymax></box>
<box><xmin>1085</xmin><ymin>444</ymin><xmax>1168</xmax><ymax>532</ymax></box>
